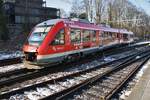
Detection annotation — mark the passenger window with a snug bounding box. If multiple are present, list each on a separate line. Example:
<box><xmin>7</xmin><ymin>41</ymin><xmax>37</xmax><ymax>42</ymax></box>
<box><xmin>109</xmin><ymin>32</ymin><xmax>113</xmax><ymax>38</ymax></box>
<box><xmin>70</xmin><ymin>29</ymin><xmax>81</xmax><ymax>43</ymax></box>
<box><xmin>109</xmin><ymin>32</ymin><xmax>112</xmax><ymax>38</ymax></box>
<box><xmin>103</xmin><ymin>32</ymin><xmax>108</xmax><ymax>38</ymax></box>
<box><xmin>51</xmin><ymin>29</ymin><xmax>65</xmax><ymax>45</ymax></box>
<box><xmin>123</xmin><ymin>34</ymin><xmax>128</xmax><ymax>40</ymax></box>
<box><xmin>83</xmin><ymin>30</ymin><xmax>90</xmax><ymax>42</ymax></box>
<box><xmin>100</xmin><ymin>31</ymin><xmax>104</xmax><ymax>38</ymax></box>
<box><xmin>117</xmin><ymin>33</ymin><xmax>120</xmax><ymax>38</ymax></box>
<box><xmin>112</xmin><ymin>33</ymin><xmax>116</xmax><ymax>38</ymax></box>
<box><xmin>92</xmin><ymin>30</ymin><xmax>96</xmax><ymax>42</ymax></box>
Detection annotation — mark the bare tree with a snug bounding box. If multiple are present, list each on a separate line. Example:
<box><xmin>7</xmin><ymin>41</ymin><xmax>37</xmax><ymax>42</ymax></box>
<box><xmin>95</xmin><ymin>0</ymin><xmax>106</xmax><ymax>24</ymax></box>
<box><xmin>70</xmin><ymin>0</ymin><xmax>84</xmax><ymax>17</ymax></box>
<box><xmin>69</xmin><ymin>0</ymin><xmax>150</xmax><ymax>39</ymax></box>
<box><xmin>60</xmin><ymin>9</ymin><xmax>68</xmax><ymax>18</ymax></box>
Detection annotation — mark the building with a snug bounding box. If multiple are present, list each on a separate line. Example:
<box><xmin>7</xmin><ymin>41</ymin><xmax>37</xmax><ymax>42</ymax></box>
<box><xmin>2</xmin><ymin>0</ymin><xmax>60</xmax><ymax>34</ymax></box>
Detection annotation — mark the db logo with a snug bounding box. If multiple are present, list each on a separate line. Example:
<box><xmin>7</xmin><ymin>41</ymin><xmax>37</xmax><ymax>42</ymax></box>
<box><xmin>52</xmin><ymin>47</ymin><xmax>56</xmax><ymax>51</ymax></box>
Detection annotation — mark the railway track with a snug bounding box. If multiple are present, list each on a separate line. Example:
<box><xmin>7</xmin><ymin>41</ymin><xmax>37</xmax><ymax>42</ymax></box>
<box><xmin>0</xmin><ymin>45</ymin><xmax>147</xmax><ymax>90</ymax></box>
<box><xmin>0</xmin><ymin>57</ymin><xmax>23</xmax><ymax>67</ymax></box>
<box><xmin>66</xmin><ymin>56</ymin><xmax>150</xmax><ymax>100</ymax></box>
<box><xmin>40</xmin><ymin>49</ymin><xmax>150</xmax><ymax>100</ymax></box>
<box><xmin>0</xmin><ymin>44</ymin><xmax>146</xmax><ymax>88</ymax></box>
<box><xmin>0</xmin><ymin>47</ymin><xmax>149</xmax><ymax>100</ymax></box>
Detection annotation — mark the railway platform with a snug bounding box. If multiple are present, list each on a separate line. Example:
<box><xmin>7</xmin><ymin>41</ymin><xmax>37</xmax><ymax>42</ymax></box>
<box><xmin>127</xmin><ymin>60</ymin><xmax>150</xmax><ymax>100</ymax></box>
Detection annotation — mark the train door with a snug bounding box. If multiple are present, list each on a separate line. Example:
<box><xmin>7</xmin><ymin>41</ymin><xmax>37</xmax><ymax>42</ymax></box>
<box><xmin>96</xmin><ymin>30</ymin><xmax>101</xmax><ymax>46</ymax></box>
<box><xmin>50</xmin><ymin>28</ymin><xmax>67</xmax><ymax>53</ymax></box>
<box><xmin>123</xmin><ymin>34</ymin><xmax>128</xmax><ymax>41</ymax></box>
<box><xmin>82</xmin><ymin>29</ymin><xmax>91</xmax><ymax>48</ymax></box>
<box><xmin>102</xmin><ymin>31</ymin><xmax>108</xmax><ymax>45</ymax></box>
<box><xmin>70</xmin><ymin>28</ymin><xmax>82</xmax><ymax>51</ymax></box>
<box><xmin>91</xmin><ymin>30</ymin><xmax>97</xmax><ymax>46</ymax></box>
<box><xmin>118</xmin><ymin>32</ymin><xmax>124</xmax><ymax>43</ymax></box>
<box><xmin>117</xmin><ymin>33</ymin><xmax>120</xmax><ymax>43</ymax></box>
<box><xmin>99</xmin><ymin>31</ymin><xmax>104</xmax><ymax>46</ymax></box>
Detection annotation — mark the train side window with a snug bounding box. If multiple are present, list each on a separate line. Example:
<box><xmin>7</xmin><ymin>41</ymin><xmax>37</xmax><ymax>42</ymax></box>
<box><xmin>70</xmin><ymin>29</ymin><xmax>81</xmax><ymax>43</ymax></box>
<box><xmin>130</xmin><ymin>34</ymin><xmax>133</xmax><ymax>38</ymax></box>
<box><xmin>123</xmin><ymin>34</ymin><xmax>128</xmax><ymax>40</ymax></box>
<box><xmin>104</xmin><ymin>32</ymin><xmax>107</xmax><ymax>39</ymax></box>
<box><xmin>112</xmin><ymin>33</ymin><xmax>116</xmax><ymax>38</ymax></box>
<box><xmin>100</xmin><ymin>31</ymin><xmax>104</xmax><ymax>38</ymax></box>
<box><xmin>92</xmin><ymin>30</ymin><xmax>96</xmax><ymax>42</ymax></box>
<box><xmin>51</xmin><ymin>29</ymin><xmax>65</xmax><ymax>45</ymax></box>
<box><xmin>117</xmin><ymin>33</ymin><xmax>120</xmax><ymax>38</ymax></box>
<box><xmin>108</xmin><ymin>32</ymin><xmax>112</xmax><ymax>38</ymax></box>
<box><xmin>83</xmin><ymin>30</ymin><xmax>90</xmax><ymax>42</ymax></box>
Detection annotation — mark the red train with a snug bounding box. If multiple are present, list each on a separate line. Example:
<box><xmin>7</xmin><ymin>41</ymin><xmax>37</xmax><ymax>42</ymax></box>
<box><xmin>23</xmin><ymin>19</ymin><xmax>134</xmax><ymax>69</ymax></box>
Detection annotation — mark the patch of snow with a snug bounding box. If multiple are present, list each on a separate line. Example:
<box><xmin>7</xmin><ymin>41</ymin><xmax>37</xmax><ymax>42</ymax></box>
<box><xmin>24</xmin><ymin>91</ymin><xmax>42</xmax><ymax>100</ymax></box>
<box><xmin>135</xmin><ymin>60</ymin><xmax>150</xmax><ymax>79</ymax></box>
<box><xmin>0</xmin><ymin>64</ymin><xmax>24</xmax><ymax>74</ymax></box>
<box><xmin>36</xmin><ymin>87</ymin><xmax>53</xmax><ymax>96</ymax></box>
<box><xmin>0</xmin><ymin>51</ymin><xmax>23</xmax><ymax>60</ymax></box>
<box><xmin>9</xmin><ymin>94</ymin><xmax>26</xmax><ymax>100</ymax></box>
<box><xmin>48</xmin><ymin>84</ymin><xmax>65</xmax><ymax>92</ymax></box>
<box><xmin>120</xmin><ymin>92</ymin><xmax>126</xmax><ymax>100</ymax></box>
<box><xmin>124</xmin><ymin>90</ymin><xmax>131</xmax><ymax>97</ymax></box>
<box><xmin>136</xmin><ymin>56</ymin><xmax>140</xmax><ymax>59</ymax></box>
<box><xmin>104</xmin><ymin>57</ymin><xmax>115</xmax><ymax>62</ymax></box>
<box><xmin>135</xmin><ymin>41</ymin><xmax>150</xmax><ymax>45</ymax></box>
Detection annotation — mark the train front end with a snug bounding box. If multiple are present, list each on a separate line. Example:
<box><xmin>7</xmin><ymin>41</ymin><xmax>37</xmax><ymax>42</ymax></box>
<box><xmin>23</xmin><ymin>24</ymin><xmax>52</xmax><ymax>68</ymax></box>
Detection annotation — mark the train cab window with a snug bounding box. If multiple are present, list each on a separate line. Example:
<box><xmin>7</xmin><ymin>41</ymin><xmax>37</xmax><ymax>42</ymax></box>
<box><xmin>51</xmin><ymin>29</ymin><xmax>65</xmax><ymax>45</ymax></box>
<box><xmin>92</xmin><ymin>30</ymin><xmax>96</xmax><ymax>42</ymax></box>
<box><xmin>83</xmin><ymin>30</ymin><xmax>90</xmax><ymax>42</ymax></box>
<box><xmin>28</xmin><ymin>26</ymin><xmax>52</xmax><ymax>46</ymax></box>
<box><xmin>70</xmin><ymin>29</ymin><xmax>81</xmax><ymax>43</ymax></box>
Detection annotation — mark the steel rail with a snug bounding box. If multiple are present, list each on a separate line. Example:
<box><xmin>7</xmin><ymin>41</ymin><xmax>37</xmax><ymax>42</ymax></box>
<box><xmin>40</xmin><ymin>50</ymin><xmax>150</xmax><ymax>100</ymax></box>
<box><xmin>0</xmin><ymin>48</ymin><xmax>149</xmax><ymax>99</ymax></box>
<box><xmin>0</xmin><ymin>45</ymin><xmax>145</xmax><ymax>88</ymax></box>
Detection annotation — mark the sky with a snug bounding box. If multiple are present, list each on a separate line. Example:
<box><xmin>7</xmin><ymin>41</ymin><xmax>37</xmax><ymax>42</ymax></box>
<box><xmin>45</xmin><ymin>0</ymin><xmax>72</xmax><ymax>13</ymax></box>
<box><xmin>129</xmin><ymin>0</ymin><xmax>150</xmax><ymax>15</ymax></box>
<box><xmin>46</xmin><ymin>0</ymin><xmax>150</xmax><ymax>16</ymax></box>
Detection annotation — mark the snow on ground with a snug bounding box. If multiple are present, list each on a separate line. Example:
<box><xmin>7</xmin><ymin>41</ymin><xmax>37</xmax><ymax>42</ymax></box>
<box><xmin>135</xmin><ymin>41</ymin><xmax>150</xmax><ymax>45</ymax></box>
<box><xmin>0</xmin><ymin>63</ymin><xmax>24</xmax><ymax>74</ymax></box>
<box><xmin>0</xmin><ymin>51</ymin><xmax>23</xmax><ymax>60</ymax></box>
<box><xmin>104</xmin><ymin>56</ymin><xmax>116</xmax><ymax>62</ymax></box>
<box><xmin>118</xmin><ymin>59</ymin><xmax>150</xmax><ymax>100</ymax></box>
<box><xmin>0</xmin><ymin>51</ymin><xmax>24</xmax><ymax>74</ymax></box>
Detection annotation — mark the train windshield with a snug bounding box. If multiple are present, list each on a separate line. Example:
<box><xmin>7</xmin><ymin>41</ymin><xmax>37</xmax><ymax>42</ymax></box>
<box><xmin>28</xmin><ymin>26</ymin><xmax>52</xmax><ymax>46</ymax></box>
